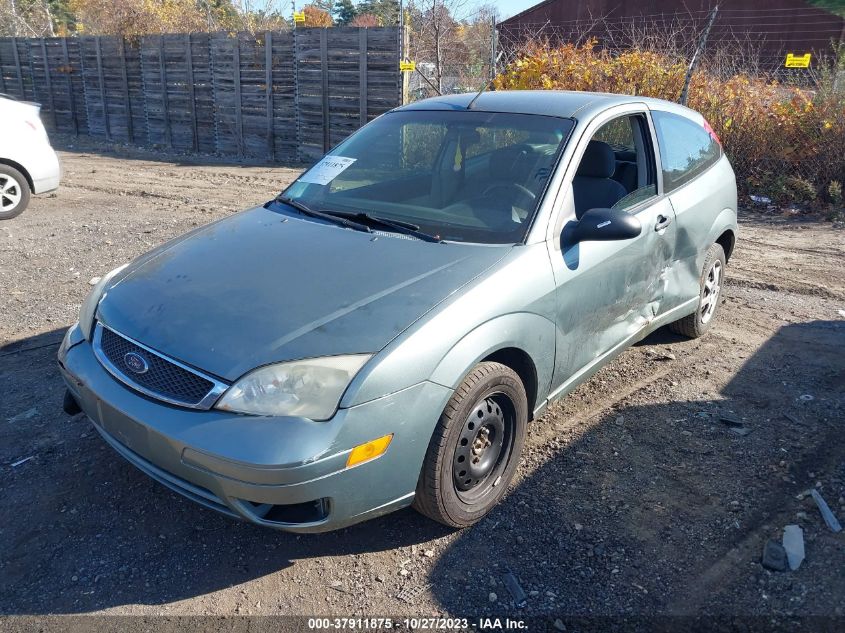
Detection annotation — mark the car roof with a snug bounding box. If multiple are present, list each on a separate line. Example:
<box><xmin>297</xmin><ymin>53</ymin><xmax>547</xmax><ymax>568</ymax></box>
<box><xmin>395</xmin><ymin>90</ymin><xmax>700</xmax><ymax>122</ymax></box>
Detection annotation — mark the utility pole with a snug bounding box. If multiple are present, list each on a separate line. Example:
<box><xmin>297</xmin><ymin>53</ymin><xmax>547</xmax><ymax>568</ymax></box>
<box><xmin>680</xmin><ymin>5</ymin><xmax>718</xmax><ymax>106</ymax></box>
<box><xmin>399</xmin><ymin>0</ymin><xmax>405</xmax><ymax>61</ymax></box>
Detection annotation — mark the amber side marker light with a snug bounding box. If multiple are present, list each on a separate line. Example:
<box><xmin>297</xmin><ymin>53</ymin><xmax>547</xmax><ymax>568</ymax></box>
<box><xmin>346</xmin><ymin>434</ymin><xmax>393</xmax><ymax>468</ymax></box>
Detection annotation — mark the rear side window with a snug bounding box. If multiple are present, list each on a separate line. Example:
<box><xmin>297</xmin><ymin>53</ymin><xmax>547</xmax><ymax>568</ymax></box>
<box><xmin>652</xmin><ymin>111</ymin><xmax>721</xmax><ymax>192</ymax></box>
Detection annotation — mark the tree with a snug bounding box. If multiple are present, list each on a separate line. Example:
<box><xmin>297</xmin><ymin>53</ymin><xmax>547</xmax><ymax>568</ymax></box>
<box><xmin>302</xmin><ymin>3</ymin><xmax>332</xmax><ymax>26</ymax></box>
<box><xmin>408</xmin><ymin>0</ymin><xmax>469</xmax><ymax>94</ymax></box>
<box><xmin>460</xmin><ymin>3</ymin><xmax>496</xmax><ymax>82</ymax></box>
<box><xmin>67</xmin><ymin>0</ymin><xmax>213</xmax><ymax>36</ymax></box>
<box><xmin>358</xmin><ymin>0</ymin><xmax>397</xmax><ymax>26</ymax></box>
<box><xmin>408</xmin><ymin>1</ymin><xmax>497</xmax><ymax>94</ymax></box>
<box><xmin>350</xmin><ymin>12</ymin><xmax>378</xmax><ymax>26</ymax></box>
<box><xmin>333</xmin><ymin>0</ymin><xmax>356</xmax><ymax>25</ymax></box>
<box><xmin>0</xmin><ymin>0</ymin><xmax>59</xmax><ymax>36</ymax></box>
<box><xmin>309</xmin><ymin>0</ymin><xmax>333</xmax><ymax>14</ymax></box>
<box><xmin>228</xmin><ymin>0</ymin><xmax>289</xmax><ymax>32</ymax></box>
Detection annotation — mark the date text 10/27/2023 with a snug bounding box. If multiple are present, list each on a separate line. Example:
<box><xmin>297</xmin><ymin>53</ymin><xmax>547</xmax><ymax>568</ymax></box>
<box><xmin>307</xmin><ymin>617</ymin><xmax>528</xmax><ymax>630</ymax></box>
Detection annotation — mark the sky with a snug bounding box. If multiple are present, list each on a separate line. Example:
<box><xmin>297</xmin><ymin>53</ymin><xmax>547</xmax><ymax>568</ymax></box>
<box><xmin>489</xmin><ymin>0</ymin><xmax>541</xmax><ymax>20</ymax></box>
<box><xmin>275</xmin><ymin>0</ymin><xmax>543</xmax><ymax>22</ymax></box>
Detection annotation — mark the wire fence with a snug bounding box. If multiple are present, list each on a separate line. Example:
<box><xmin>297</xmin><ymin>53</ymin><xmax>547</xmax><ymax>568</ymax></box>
<box><xmin>495</xmin><ymin>8</ymin><xmax>844</xmax><ymax>81</ymax></box>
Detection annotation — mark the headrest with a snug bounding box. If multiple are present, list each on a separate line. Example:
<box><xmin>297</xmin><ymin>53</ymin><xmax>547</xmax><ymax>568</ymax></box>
<box><xmin>576</xmin><ymin>140</ymin><xmax>616</xmax><ymax>179</ymax></box>
<box><xmin>489</xmin><ymin>144</ymin><xmax>532</xmax><ymax>181</ymax></box>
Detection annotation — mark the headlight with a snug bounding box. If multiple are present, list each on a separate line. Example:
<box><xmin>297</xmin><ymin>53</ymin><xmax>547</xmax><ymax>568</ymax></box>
<box><xmin>215</xmin><ymin>355</ymin><xmax>371</xmax><ymax>420</ymax></box>
<box><xmin>79</xmin><ymin>264</ymin><xmax>128</xmax><ymax>340</ymax></box>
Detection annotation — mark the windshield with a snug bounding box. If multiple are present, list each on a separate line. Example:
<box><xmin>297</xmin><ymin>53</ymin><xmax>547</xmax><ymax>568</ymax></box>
<box><xmin>281</xmin><ymin>110</ymin><xmax>574</xmax><ymax>244</ymax></box>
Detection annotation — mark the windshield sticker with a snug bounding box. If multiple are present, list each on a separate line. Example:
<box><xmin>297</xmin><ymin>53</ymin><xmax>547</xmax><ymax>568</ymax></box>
<box><xmin>298</xmin><ymin>156</ymin><xmax>357</xmax><ymax>186</ymax></box>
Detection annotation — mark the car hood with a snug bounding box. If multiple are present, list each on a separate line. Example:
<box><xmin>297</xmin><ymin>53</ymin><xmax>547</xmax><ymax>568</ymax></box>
<box><xmin>97</xmin><ymin>205</ymin><xmax>509</xmax><ymax>381</ymax></box>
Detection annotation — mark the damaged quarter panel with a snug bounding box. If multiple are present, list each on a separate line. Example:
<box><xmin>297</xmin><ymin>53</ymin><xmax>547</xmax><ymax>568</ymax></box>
<box><xmin>663</xmin><ymin>156</ymin><xmax>737</xmax><ymax>308</ymax></box>
<box><xmin>650</xmin><ymin>107</ymin><xmax>738</xmax><ymax>311</ymax></box>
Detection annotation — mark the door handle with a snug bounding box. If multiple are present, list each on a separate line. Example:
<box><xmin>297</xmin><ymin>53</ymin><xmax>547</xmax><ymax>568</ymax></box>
<box><xmin>654</xmin><ymin>215</ymin><xmax>672</xmax><ymax>231</ymax></box>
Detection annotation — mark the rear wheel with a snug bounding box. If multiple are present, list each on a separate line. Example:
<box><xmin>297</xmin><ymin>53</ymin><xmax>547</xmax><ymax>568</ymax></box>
<box><xmin>0</xmin><ymin>165</ymin><xmax>30</xmax><ymax>220</ymax></box>
<box><xmin>413</xmin><ymin>362</ymin><xmax>527</xmax><ymax>528</ymax></box>
<box><xmin>670</xmin><ymin>242</ymin><xmax>726</xmax><ymax>338</ymax></box>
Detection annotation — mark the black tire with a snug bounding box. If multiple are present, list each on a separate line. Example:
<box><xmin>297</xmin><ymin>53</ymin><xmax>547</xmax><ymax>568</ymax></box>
<box><xmin>413</xmin><ymin>361</ymin><xmax>527</xmax><ymax>528</ymax></box>
<box><xmin>670</xmin><ymin>242</ymin><xmax>726</xmax><ymax>339</ymax></box>
<box><xmin>0</xmin><ymin>164</ymin><xmax>30</xmax><ymax>220</ymax></box>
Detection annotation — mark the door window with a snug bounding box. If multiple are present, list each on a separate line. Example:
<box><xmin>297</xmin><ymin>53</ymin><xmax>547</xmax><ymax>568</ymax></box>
<box><xmin>572</xmin><ymin>114</ymin><xmax>657</xmax><ymax>217</ymax></box>
<box><xmin>652</xmin><ymin>110</ymin><xmax>721</xmax><ymax>192</ymax></box>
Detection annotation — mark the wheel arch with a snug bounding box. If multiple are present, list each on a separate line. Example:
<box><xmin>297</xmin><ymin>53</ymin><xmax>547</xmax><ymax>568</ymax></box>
<box><xmin>0</xmin><ymin>158</ymin><xmax>34</xmax><ymax>191</ymax></box>
<box><xmin>427</xmin><ymin>312</ymin><xmax>555</xmax><ymax>417</ymax></box>
<box><xmin>716</xmin><ymin>228</ymin><xmax>736</xmax><ymax>262</ymax></box>
<box><xmin>480</xmin><ymin>347</ymin><xmax>539</xmax><ymax>421</ymax></box>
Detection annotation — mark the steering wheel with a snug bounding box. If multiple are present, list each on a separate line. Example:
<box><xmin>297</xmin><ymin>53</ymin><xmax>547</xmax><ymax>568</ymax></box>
<box><xmin>482</xmin><ymin>183</ymin><xmax>536</xmax><ymax>210</ymax></box>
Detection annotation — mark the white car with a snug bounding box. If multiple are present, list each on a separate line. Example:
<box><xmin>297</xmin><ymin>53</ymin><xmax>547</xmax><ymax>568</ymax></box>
<box><xmin>0</xmin><ymin>93</ymin><xmax>61</xmax><ymax>220</ymax></box>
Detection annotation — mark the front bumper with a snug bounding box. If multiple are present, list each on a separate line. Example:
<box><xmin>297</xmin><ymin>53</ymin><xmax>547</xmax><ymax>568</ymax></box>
<box><xmin>58</xmin><ymin>325</ymin><xmax>452</xmax><ymax>532</ymax></box>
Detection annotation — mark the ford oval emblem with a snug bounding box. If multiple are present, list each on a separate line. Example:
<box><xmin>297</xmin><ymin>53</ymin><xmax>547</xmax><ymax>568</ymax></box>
<box><xmin>123</xmin><ymin>351</ymin><xmax>149</xmax><ymax>374</ymax></box>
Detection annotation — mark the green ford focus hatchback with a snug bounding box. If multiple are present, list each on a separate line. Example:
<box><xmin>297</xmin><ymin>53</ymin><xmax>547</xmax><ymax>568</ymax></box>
<box><xmin>59</xmin><ymin>91</ymin><xmax>737</xmax><ymax>532</ymax></box>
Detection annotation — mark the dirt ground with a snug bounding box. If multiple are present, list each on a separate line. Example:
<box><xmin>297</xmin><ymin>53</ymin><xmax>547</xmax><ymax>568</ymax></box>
<box><xmin>1</xmin><ymin>141</ymin><xmax>844</xmax><ymax>628</ymax></box>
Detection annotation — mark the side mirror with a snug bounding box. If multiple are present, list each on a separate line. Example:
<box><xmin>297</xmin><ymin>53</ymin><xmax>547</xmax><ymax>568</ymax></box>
<box><xmin>569</xmin><ymin>207</ymin><xmax>642</xmax><ymax>244</ymax></box>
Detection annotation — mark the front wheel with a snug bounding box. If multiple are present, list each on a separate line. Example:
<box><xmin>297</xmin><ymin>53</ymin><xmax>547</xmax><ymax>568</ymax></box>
<box><xmin>413</xmin><ymin>362</ymin><xmax>527</xmax><ymax>528</ymax></box>
<box><xmin>0</xmin><ymin>164</ymin><xmax>30</xmax><ymax>220</ymax></box>
<box><xmin>669</xmin><ymin>242</ymin><xmax>726</xmax><ymax>339</ymax></box>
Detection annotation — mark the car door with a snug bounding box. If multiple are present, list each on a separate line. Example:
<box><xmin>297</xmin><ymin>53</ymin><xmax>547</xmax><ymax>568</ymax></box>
<box><xmin>544</xmin><ymin>108</ymin><xmax>677</xmax><ymax>398</ymax></box>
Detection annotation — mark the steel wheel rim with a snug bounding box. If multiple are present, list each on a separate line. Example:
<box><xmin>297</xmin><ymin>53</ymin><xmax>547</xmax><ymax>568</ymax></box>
<box><xmin>700</xmin><ymin>259</ymin><xmax>722</xmax><ymax>324</ymax></box>
<box><xmin>453</xmin><ymin>392</ymin><xmax>515</xmax><ymax>503</ymax></box>
<box><xmin>0</xmin><ymin>174</ymin><xmax>22</xmax><ymax>211</ymax></box>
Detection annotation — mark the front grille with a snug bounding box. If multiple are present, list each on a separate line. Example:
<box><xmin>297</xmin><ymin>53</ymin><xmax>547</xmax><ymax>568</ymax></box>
<box><xmin>95</xmin><ymin>324</ymin><xmax>223</xmax><ymax>408</ymax></box>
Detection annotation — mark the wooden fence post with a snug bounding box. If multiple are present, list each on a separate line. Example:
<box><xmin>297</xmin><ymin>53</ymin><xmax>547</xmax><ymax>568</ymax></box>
<box><xmin>118</xmin><ymin>37</ymin><xmax>133</xmax><ymax>142</ymax></box>
<box><xmin>358</xmin><ymin>28</ymin><xmax>368</xmax><ymax>127</ymax></box>
<box><xmin>158</xmin><ymin>35</ymin><xmax>172</xmax><ymax>147</ymax></box>
<box><xmin>233</xmin><ymin>34</ymin><xmax>243</xmax><ymax>157</ymax></box>
<box><xmin>95</xmin><ymin>36</ymin><xmax>110</xmax><ymax>140</ymax></box>
<box><xmin>320</xmin><ymin>28</ymin><xmax>329</xmax><ymax>153</ymax></box>
<box><xmin>39</xmin><ymin>38</ymin><xmax>57</xmax><ymax>129</ymax></box>
<box><xmin>60</xmin><ymin>38</ymin><xmax>78</xmax><ymax>135</ymax></box>
<box><xmin>78</xmin><ymin>38</ymin><xmax>91</xmax><ymax>135</ymax></box>
<box><xmin>293</xmin><ymin>29</ymin><xmax>302</xmax><ymax>162</ymax></box>
<box><xmin>11</xmin><ymin>38</ymin><xmax>25</xmax><ymax>98</ymax></box>
<box><xmin>27</xmin><ymin>40</ymin><xmax>37</xmax><ymax>101</ymax></box>
<box><xmin>185</xmin><ymin>34</ymin><xmax>198</xmax><ymax>152</ymax></box>
<box><xmin>0</xmin><ymin>42</ymin><xmax>6</xmax><ymax>93</ymax></box>
<box><xmin>265</xmin><ymin>31</ymin><xmax>274</xmax><ymax>161</ymax></box>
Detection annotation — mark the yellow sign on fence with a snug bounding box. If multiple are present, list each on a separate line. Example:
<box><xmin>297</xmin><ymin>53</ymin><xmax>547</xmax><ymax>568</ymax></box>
<box><xmin>293</xmin><ymin>11</ymin><xmax>305</xmax><ymax>24</ymax></box>
<box><xmin>785</xmin><ymin>53</ymin><xmax>811</xmax><ymax>68</ymax></box>
<box><xmin>399</xmin><ymin>60</ymin><xmax>416</xmax><ymax>72</ymax></box>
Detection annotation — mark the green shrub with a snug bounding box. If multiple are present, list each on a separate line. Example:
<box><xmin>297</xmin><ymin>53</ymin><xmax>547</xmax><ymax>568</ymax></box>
<box><xmin>785</xmin><ymin>176</ymin><xmax>818</xmax><ymax>204</ymax></box>
<box><xmin>828</xmin><ymin>180</ymin><xmax>843</xmax><ymax>206</ymax></box>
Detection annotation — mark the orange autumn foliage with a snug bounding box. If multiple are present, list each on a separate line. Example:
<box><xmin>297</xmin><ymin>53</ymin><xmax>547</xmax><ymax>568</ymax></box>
<box><xmin>494</xmin><ymin>41</ymin><xmax>845</xmax><ymax>204</ymax></box>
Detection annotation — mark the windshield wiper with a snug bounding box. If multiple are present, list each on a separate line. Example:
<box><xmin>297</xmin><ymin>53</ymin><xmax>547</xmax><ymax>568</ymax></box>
<box><xmin>274</xmin><ymin>196</ymin><xmax>372</xmax><ymax>233</ymax></box>
<box><xmin>332</xmin><ymin>211</ymin><xmax>443</xmax><ymax>243</ymax></box>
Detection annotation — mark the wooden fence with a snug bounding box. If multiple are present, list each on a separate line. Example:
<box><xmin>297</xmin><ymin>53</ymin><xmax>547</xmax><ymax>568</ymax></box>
<box><xmin>0</xmin><ymin>28</ymin><xmax>403</xmax><ymax>162</ymax></box>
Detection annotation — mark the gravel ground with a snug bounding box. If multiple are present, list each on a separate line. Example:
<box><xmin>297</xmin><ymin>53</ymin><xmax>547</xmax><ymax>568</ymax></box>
<box><xmin>1</xmin><ymin>142</ymin><xmax>844</xmax><ymax>628</ymax></box>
